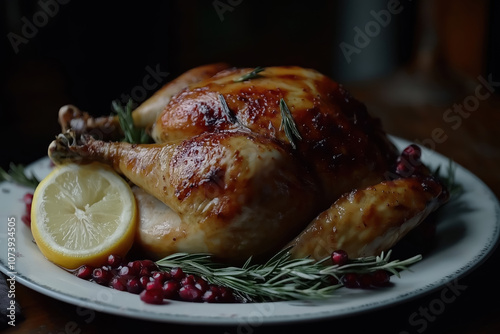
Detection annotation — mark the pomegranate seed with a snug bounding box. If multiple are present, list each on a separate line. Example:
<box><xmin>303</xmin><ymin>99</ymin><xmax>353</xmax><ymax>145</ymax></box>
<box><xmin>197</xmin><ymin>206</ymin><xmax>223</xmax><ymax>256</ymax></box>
<box><xmin>21</xmin><ymin>214</ymin><xmax>31</xmax><ymax>227</ymax></box>
<box><xmin>139</xmin><ymin>276</ymin><xmax>152</xmax><ymax>289</ymax></box>
<box><xmin>331</xmin><ymin>250</ymin><xmax>348</xmax><ymax>266</ymax></box>
<box><xmin>396</xmin><ymin>159</ymin><xmax>412</xmax><ymax>176</ymax></box>
<box><xmin>119</xmin><ymin>265</ymin><xmax>138</xmax><ymax>278</ymax></box>
<box><xmin>146</xmin><ymin>280</ymin><xmax>163</xmax><ymax>291</ymax></box>
<box><xmin>23</xmin><ymin>193</ymin><xmax>33</xmax><ymax>205</ymax></box>
<box><xmin>107</xmin><ymin>254</ymin><xmax>123</xmax><ymax>268</ymax></box>
<box><xmin>341</xmin><ymin>273</ymin><xmax>360</xmax><ymax>288</ymax></box>
<box><xmin>370</xmin><ymin>270</ymin><xmax>391</xmax><ymax>287</ymax></box>
<box><xmin>181</xmin><ymin>274</ymin><xmax>196</xmax><ymax>286</ymax></box>
<box><xmin>163</xmin><ymin>280</ymin><xmax>180</xmax><ymax>299</ymax></box>
<box><xmin>109</xmin><ymin>277</ymin><xmax>127</xmax><ymax>291</ymax></box>
<box><xmin>357</xmin><ymin>274</ymin><xmax>372</xmax><ymax>289</ymax></box>
<box><xmin>74</xmin><ymin>265</ymin><xmax>94</xmax><ymax>279</ymax></box>
<box><xmin>126</xmin><ymin>277</ymin><xmax>144</xmax><ymax>294</ymax></box>
<box><xmin>402</xmin><ymin>144</ymin><xmax>421</xmax><ymax>161</ymax></box>
<box><xmin>140</xmin><ymin>260</ymin><xmax>159</xmax><ymax>274</ymax></box>
<box><xmin>218</xmin><ymin>286</ymin><xmax>236</xmax><ymax>302</ymax></box>
<box><xmin>140</xmin><ymin>288</ymin><xmax>165</xmax><ymax>305</ymax></box>
<box><xmin>170</xmin><ymin>267</ymin><xmax>185</xmax><ymax>280</ymax></box>
<box><xmin>127</xmin><ymin>261</ymin><xmax>142</xmax><ymax>275</ymax></box>
<box><xmin>202</xmin><ymin>289</ymin><xmax>218</xmax><ymax>303</ymax></box>
<box><xmin>152</xmin><ymin>271</ymin><xmax>170</xmax><ymax>285</ymax></box>
<box><xmin>179</xmin><ymin>284</ymin><xmax>202</xmax><ymax>302</ymax></box>
<box><xmin>92</xmin><ymin>268</ymin><xmax>113</xmax><ymax>285</ymax></box>
<box><xmin>195</xmin><ymin>277</ymin><xmax>209</xmax><ymax>292</ymax></box>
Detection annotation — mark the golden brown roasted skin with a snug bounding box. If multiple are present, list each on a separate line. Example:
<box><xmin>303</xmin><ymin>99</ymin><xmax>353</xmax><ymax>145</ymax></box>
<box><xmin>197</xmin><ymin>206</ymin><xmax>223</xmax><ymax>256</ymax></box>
<box><xmin>287</xmin><ymin>177</ymin><xmax>446</xmax><ymax>260</ymax></box>
<box><xmin>151</xmin><ymin>66</ymin><xmax>398</xmax><ymax>204</ymax></box>
<box><xmin>49</xmin><ymin>130</ymin><xmax>321</xmax><ymax>262</ymax></box>
<box><xmin>49</xmin><ymin>64</ymin><xmax>448</xmax><ymax>263</ymax></box>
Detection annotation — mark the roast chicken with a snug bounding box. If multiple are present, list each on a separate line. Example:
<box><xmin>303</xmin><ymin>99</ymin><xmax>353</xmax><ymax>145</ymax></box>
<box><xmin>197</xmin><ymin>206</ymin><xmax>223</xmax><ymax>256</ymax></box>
<box><xmin>48</xmin><ymin>64</ymin><xmax>448</xmax><ymax>263</ymax></box>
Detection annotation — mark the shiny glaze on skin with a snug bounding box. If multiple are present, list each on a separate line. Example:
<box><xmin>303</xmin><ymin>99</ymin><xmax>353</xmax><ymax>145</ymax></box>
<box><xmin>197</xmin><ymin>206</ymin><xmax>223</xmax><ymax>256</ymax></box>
<box><xmin>52</xmin><ymin>130</ymin><xmax>321</xmax><ymax>262</ymax></box>
<box><xmin>288</xmin><ymin>176</ymin><xmax>446</xmax><ymax>260</ymax></box>
<box><xmin>153</xmin><ymin>66</ymin><xmax>398</xmax><ymax>205</ymax></box>
<box><xmin>49</xmin><ymin>64</ymin><xmax>447</xmax><ymax>263</ymax></box>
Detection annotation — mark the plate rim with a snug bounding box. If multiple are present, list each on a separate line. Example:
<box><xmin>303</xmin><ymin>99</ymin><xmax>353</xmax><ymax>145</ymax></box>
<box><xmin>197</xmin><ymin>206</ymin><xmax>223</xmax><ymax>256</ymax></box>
<box><xmin>1</xmin><ymin>136</ymin><xmax>499</xmax><ymax>325</ymax></box>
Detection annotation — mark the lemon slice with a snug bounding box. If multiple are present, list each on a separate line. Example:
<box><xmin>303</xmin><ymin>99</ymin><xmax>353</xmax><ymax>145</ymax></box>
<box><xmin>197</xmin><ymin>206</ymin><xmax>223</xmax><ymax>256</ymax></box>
<box><xmin>31</xmin><ymin>162</ymin><xmax>137</xmax><ymax>270</ymax></box>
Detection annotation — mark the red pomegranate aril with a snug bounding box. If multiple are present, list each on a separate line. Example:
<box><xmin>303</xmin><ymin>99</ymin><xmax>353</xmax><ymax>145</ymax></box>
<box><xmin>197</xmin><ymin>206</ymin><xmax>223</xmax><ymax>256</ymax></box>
<box><xmin>118</xmin><ymin>266</ymin><xmax>134</xmax><ymax>278</ymax></box>
<box><xmin>139</xmin><ymin>276</ymin><xmax>152</xmax><ymax>289</ymax></box>
<box><xmin>21</xmin><ymin>214</ymin><xmax>31</xmax><ymax>227</ymax></box>
<box><xmin>126</xmin><ymin>277</ymin><xmax>144</xmax><ymax>294</ymax></box>
<box><xmin>107</xmin><ymin>254</ymin><xmax>123</xmax><ymax>268</ymax></box>
<box><xmin>140</xmin><ymin>260</ymin><xmax>159</xmax><ymax>273</ymax></box>
<box><xmin>179</xmin><ymin>284</ymin><xmax>202</xmax><ymax>302</ymax></box>
<box><xmin>140</xmin><ymin>288</ymin><xmax>165</xmax><ymax>305</ymax></box>
<box><xmin>402</xmin><ymin>144</ymin><xmax>421</xmax><ymax>161</ymax></box>
<box><xmin>341</xmin><ymin>273</ymin><xmax>360</xmax><ymax>289</ymax></box>
<box><xmin>331</xmin><ymin>250</ymin><xmax>349</xmax><ymax>266</ymax></box>
<box><xmin>370</xmin><ymin>270</ymin><xmax>391</xmax><ymax>287</ymax></box>
<box><xmin>146</xmin><ymin>280</ymin><xmax>163</xmax><ymax>291</ymax></box>
<box><xmin>152</xmin><ymin>271</ymin><xmax>170</xmax><ymax>285</ymax></box>
<box><xmin>127</xmin><ymin>261</ymin><xmax>142</xmax><ymax>274</ymax></box>
<box><xmin>109</xmin><ymin>277</ymin><xmax>127</xmax><ymax>291</ymax></box>
<box><xmin>181</xmin><ymin>274</ymin><xmax>196</xmax><ymax>286</ymax></box>
<box><xmin>357</xmin><ymin>274</ymin><xmax>372</xmax><ymax>289</ymax></box>
<box><xmin>163</xmin><ymin>280</ymin><xmax>180</xmax><ymax>299</ymax></box>
<box><xmin>75</xmin><ymin>265</ymin><xmax>94</xmax><ymax>279</ymax></box>
<box><xmin>23</xmin><ymin>193</ymin><xmax>33</xmax><ymax>205</ymax></box>
<box><xmin>170</xmin><ymin>267</ymin><xmax>185</xmax><ymax>280</ymax></box>
<box><xmin>195</xmin><ymin>277</ymin><xmax>209</xmax><ymax>292</ymax></box>
<box><xmin>92</xmin><ymin>268</ymin><xmax>113</xmax><ymax>285</ymax></box>
<box><xmin>202</xmin><ymin>289</ymin><xmax>218</xmax><ymax>303</ymax></box>
<box><xmin>218</xmin><ymin>286</ymin><xmax>236</xmax><ymax>302</ymax></box>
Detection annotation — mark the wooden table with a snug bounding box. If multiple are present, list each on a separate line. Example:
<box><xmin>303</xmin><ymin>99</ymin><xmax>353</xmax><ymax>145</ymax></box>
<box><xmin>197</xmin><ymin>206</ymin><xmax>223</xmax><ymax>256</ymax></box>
<box><xmin>3</xmin><ymin>73</ymin><xmax>500</xmax><ymax>334</ymax></box>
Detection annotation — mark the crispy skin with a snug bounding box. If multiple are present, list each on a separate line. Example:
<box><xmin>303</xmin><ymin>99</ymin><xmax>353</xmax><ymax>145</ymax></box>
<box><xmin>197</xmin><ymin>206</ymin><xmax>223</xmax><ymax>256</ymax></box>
<box><xmin>49</xmin><ymin>131</ymin><xmax>321</xmax><ymax>262</ymax></box>
<box><xmin>288</xmin><ymin>176</ymin><xmax>447</xmax><ymax>260</ymax></box>
<box><xmin>152</xmin><ymin>66</ymin><xmax>398</xmax><ymax>204</ymax></box>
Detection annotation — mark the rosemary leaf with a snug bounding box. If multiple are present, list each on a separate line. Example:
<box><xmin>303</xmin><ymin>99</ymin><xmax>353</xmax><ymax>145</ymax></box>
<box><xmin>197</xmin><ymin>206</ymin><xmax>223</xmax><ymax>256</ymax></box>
<box><xmin>155</xmin><ymin>247</ymin><xmax>422</xmax><ymax>302</ymax></box>
<box><xmin>234</xmin><ymin>66</ymin><xmax>265</xmax><ymax>82</ymax></box>
<box><xmin>112</xmin><ymin>99</ymin><xmax>151</xmax><ymax>144</ymax></box>
<box><xmin>433</xmin><ymin>159</ymin><xmax>463</xmax><ymax>198</ymax></box>
<box><xmin>0</xmin><ymin>163</ymin><xmax>40</xmax><ymax>188</ymax></box>
<box><xmin>279</xmin><ymin>98</ymin><xmax>302</xmax><ymax>149</ymax></box>
<box><xmin>218</xmin><ymin>94</ymin><xmax>239</xmax><ymax>124</ymax></box>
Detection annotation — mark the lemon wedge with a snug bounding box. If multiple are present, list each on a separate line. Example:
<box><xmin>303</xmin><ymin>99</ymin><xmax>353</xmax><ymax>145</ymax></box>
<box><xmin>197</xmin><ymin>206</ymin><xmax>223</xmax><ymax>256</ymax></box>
<box><xmin>31</xmin><ymin>162</ymin><xmax>137</xmax><ymax>270</ymax></box>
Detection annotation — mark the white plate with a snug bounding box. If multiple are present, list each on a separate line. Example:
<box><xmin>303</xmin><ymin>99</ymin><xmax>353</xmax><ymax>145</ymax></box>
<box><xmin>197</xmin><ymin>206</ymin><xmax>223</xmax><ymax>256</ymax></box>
<box><xmin>1</xmin><ymin>137</ymin><xmax>499</xmax><ymax>325</ymax></box>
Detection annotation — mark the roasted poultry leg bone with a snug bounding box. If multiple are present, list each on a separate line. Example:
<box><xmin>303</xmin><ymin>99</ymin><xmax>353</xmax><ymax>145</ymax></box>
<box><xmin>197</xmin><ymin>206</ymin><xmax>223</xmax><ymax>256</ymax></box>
<box><xmin>58</xmin><ymin>63</ymin><xmax>230</xmax><ymax>141</ymax></box>
<box><xmin>49</xmin><ymin>130</ymin><xmax>323</xmax><ymax>262</ymax></box>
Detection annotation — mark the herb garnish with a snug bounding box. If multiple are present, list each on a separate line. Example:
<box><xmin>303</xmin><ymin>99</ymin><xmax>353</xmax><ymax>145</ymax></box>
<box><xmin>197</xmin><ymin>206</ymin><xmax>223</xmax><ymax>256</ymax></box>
<box><xmin>234</xmin><ymin>66</ymin><xmax>265</xmax><ymax>82</ymax></box>
<box><xmin>433</xmin><ymin>159</ymin><xmax>463</xmax><ymax>198</ymax></box>
<box><xmin>0</xmin><ymin>163</ymin><xmax>40</xmax><ymax>188</ymax></box>
<box><xmin>112</xmin><ymin>99</ymin><xmax>151</xmax><ymax>144</ymax></box>
<box><xmin>218</xmin><ymin>94</ymin><xmax>239</xmax><ymax>125</ymax></box>
<box><xmin>279</xmin><ymin>98</ymin><xmax>302</xmax><ymax>149</ymax></box>
<box><xmin>156</xmin><ymin>248</ymin><xmax>421</xmax><ymax>302</ymax></box>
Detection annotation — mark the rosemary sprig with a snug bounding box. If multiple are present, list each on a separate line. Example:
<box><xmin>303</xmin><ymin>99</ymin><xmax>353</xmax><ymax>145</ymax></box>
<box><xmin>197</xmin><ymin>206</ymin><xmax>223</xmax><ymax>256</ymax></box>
<box><xmin>234</xmin><ymin>66</ymin><xmax>265</xmax><ymax>82</ymax></box>
<box><xmin>433</xmin><ymin>159</ymin><xmax>463</xmax><ymax>198</ymax></box>
<box><xmin>112</xmin><ymin>99</ymin><xmax>151</xmax><ymax>144</ymax></box>
<box><xmin>156</xmin><ymin>248</ymin><xmax>422</xmax><ymax>302</ymax></box>
<box><xmin>0</xmin><ymin>163</ymin><xmax>40</xmax><ymax>188</ymax></box>
<box><xmin>279</xmin><ymin>98</ymin><xmax>302</xmax><ymax>149</ymax></box>
<box><xmin>218</xmin><ymin>94</ymin><xmax>239</xmax><ymax>124</ymax></box>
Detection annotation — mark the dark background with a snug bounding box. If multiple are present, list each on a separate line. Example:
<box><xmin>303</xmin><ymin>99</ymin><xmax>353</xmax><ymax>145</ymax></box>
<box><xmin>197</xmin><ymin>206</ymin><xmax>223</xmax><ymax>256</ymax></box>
<box><xmin>1</xmin><ymin>1</ymin><xmax>500</xmax><ymax>333</ymax></box>
<box><xmin>2</xmin><ymin>0</ymin><xmax>496</xmax><ymax>170</ymax></box>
